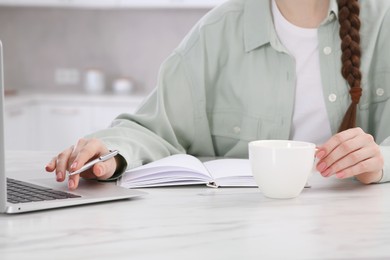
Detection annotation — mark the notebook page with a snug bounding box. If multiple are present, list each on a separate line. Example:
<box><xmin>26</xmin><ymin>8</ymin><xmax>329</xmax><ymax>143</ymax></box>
<box><xmin>119</xmin><ymin>154</ymin><xmax>212</xmax><ymax>188</ymax></box>
<box><xmin>203</xmin><ymin>159</ymin><xmax>256</xmax><ymax>186</ymax></box>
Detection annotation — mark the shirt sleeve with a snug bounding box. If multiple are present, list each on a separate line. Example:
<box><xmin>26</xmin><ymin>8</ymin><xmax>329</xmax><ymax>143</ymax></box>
<box><xmin>85</xmin><ymin>51</ymin><xmax>197</xmax><ymax>173</ymax></box>
<box><xmin>371</xmin><ymin>7</ymin><xmax>390</xmax><ymax>184</ymax></box>
<box><xmin>379</xmin><ymin>141</ymin><xmax>390</xmax><ymax>183</ymax></box>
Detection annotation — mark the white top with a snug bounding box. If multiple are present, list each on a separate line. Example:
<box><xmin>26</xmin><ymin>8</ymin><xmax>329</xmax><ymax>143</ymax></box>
<box><xmin>272</xmin><ymin>0</ymin><xmax>332</xmax><ymax>145</ymax></box>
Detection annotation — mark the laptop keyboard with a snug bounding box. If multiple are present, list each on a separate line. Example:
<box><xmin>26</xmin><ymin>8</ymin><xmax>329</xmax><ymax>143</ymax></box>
<box><xmin>7</xmin><ymin>178</ymin><xmax>81</xmax><ymax>204</ymax></box>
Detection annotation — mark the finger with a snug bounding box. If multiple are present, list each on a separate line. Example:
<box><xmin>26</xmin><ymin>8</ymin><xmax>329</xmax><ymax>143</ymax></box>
<box><xmin>67</xmin><ymin>139</ymin><xmax>113</xmax><ymax>189</ymax></box>
<box><xmin>317</xmin><ymin>133</ymin><xmax>373</xmax><ymax>174</ymax></box>
<box><xmin>320</xmin><ymin>145</ymin><xmax>376</xmax><ymax>177</ymax></box>
<box><xmin>333</xmin><ymin>157</ymin><xmax>383</xmax><ymax>179</ymax></box>
<box><xmin>70</xmin><ymin>138</ymin><xmax>108</xmax><ymax>173</ymax></box>
<box><xmin>68</xmin><ymin>173</ymin><xmax>80</xmax><ymax>190</ymax></box>
<box><xmin>68</xmin><ymin>141</ymin><xmax>87</xmax><ymax>170</ymax></box>
<box><xmin>55</xmin><ymin>148</ymin><xmax>73</xmax><ymax>182</ymax></box>
<box><xmin>80</xmin><ymin>170</ymin><xmax>97</xmax><ymax>179</ymax></box>
<box><xmin>79</xmin><ymin>164</ymin><xmax>99</xmax><ymax>180</ymax></box>
<box><xmin>316</xmin><ymin>127</ymin><xmax>364</xmax><ymax>160</ymax></box>
<box><xmin>45</xmin><ymin>156</ymin><xmax>57</xmax><ymax>172</ymax></box>
<box><xmin>77</xmin><ymin>159</ymin><xmax>116</xmax><ymax>180</ymax></box>
<box><xmin>92</xmin><ymin>160</ymin><xmax>117</xmax><ymax>180</ymax></box>
<box><xmin>66</xmin><ymin>144</ymin><xmax>77</xmax><ymax>169</ymax></box>
<box><xmin>71</xmin><ymin>161</ymin><xmax>113</xmax><ymax>188</ymax></box>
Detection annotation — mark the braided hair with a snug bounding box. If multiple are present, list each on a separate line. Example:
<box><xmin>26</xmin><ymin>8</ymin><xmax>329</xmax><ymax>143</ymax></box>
<box><xmin>337</xmin><ymin>0</ymin><xmax>363</xmax><ymax>132</ymax></box>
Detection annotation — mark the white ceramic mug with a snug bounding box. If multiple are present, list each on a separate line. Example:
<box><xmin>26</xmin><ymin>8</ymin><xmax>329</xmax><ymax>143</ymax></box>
<box><xmin>84</xmin><ymin>69</ymin><xmax>105</xmax><ymax>94</ymax></box>
<box><xmin>248</xmin><ymin>140</ymin><xmax>316</xmax><ymax>199</ymax></box>
<box><xmin>112</xmin><ymin>78</ymin><xmax>134</xmax><ymax>95</ymax></box>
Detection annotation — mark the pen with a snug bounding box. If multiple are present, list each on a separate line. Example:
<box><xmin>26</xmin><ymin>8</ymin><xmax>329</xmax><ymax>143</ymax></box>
<box><xmin>68</xmin><ymin>150</ymin><xmax>119</xmax><ymax>176</ymax></box>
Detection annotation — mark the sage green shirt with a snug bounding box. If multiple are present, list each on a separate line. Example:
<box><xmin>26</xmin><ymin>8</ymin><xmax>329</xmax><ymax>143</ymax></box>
<box><xmin>89</xmin><ymin>0</ymin><xmax>390</xmax><ymax>183</ymax></box>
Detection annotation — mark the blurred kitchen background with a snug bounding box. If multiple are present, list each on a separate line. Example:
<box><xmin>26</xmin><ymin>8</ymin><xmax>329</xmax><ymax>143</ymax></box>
<box><xmin>0</xmin><ymin>1</ymin><xmax>219</xmax><ymax>94</ymax></box>
<box><xmin>0</xmin><ymin>1</ymin><xmax>224</xmax><ymax>151</ymax></box>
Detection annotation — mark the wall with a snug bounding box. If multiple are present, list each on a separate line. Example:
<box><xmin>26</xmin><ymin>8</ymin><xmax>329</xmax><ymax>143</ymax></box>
<box><xmin>0</xmin><ymin>6</ymin><xmax>208</xmax><ymax>94</ymax></box>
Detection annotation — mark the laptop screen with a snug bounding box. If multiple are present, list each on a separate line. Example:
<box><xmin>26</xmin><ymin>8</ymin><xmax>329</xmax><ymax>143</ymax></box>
<box><xmin>0</xmin><ymin>41</ymin><xmax>7</xmax><ymax>212</ymax></box>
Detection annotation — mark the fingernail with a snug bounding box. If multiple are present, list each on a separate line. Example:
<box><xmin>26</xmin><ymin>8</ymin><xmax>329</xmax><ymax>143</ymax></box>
<box><xmin>70</xmin><ymin>162</ymin><xmax>77</xmax><ymax>170</ymax></box>
<box><xmin>56</xmin><ymin>171</ymin><xmax>63</xmax><ymax>181</ymax></box>
<box><xmin>322</xmin><ymin>168</ymin><xmax>332</xmax><ymax>177</ymax></box>
<box><xmin>317</xmin><ymin>162</ymin><xmax>327</xmax><ymax>172</ymax></box>
<box><xmin>95</xmin><ymin>166</ymin><xmax>103</xmax><ymax>177</ymax></box>
<box><xmin>336</xmin><ymin>172</ymin><xmax>346</xmax><ymax>179</ymax></box>
<box><xmin>68</xmin><ymin>179</ymin><xmax>74</xmax><ymax>189</ymax></box>
<box><xmin>316</xmin><ymin>151</ymin><xmax>326</xmax><ymax>159</ymax></box>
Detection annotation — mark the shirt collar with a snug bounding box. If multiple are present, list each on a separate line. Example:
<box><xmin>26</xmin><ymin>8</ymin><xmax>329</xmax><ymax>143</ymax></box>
<box><xmin>244</xmin><ymin>0</ymin><xmax>272</xmax><ymax>52</ymax></box>
<box><xmin>244</xmin><ymin>0</ymin><xmax>339</xmax><ymax>53</ymax></box>
<box><xmin>328</xmin><ymin>0</ymin><xmax>339</xmax><ymax>20</ymax></box>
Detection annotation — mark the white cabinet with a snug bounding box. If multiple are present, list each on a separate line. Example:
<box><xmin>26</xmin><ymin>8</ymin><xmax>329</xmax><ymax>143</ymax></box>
<box><xmin>4</xmin><ymin>94</ymin><xmax>145</xmax><ymax>151</ymax></box>
<box><xmin>37</xmin><ymin>104</ymin><xmax>92</xmax><ymax>151</ymax></box>
<box><xmin>0</xmin><ymin>0</ymin><xmax>71</xmax><ymax>7</ymax></box>
<box><xmin>119</xmin><ymin>0</ymin><xmax>226</xmax><ymax>8</ymax></box>
<box><xmin>0</xmin><ymin>0</ymin><xmax>226</xmax><ymax>8</ymax></box>
<box><xmin>4</xmin><ymin>101</ymin><xmax>37</xmax><ymax>150</ymax></box>
<box><xmin>68</xmin><ymin>0</ymin><xmax>120</xmax><ymax>8</ymax></box>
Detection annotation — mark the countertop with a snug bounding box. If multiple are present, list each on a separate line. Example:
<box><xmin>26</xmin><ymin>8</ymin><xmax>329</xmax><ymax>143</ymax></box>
<box><xmin>1</xmin><ymin>151</ymin><xmax>390</xmax><ymax>259</ymax></box>
<box><xmin>4</xmin><ymin>91</ymin><xmax>147</xmax><ymax>107</ymax></box>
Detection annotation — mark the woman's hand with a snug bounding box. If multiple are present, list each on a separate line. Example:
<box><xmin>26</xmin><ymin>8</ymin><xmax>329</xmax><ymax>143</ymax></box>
<box><xmin>316</xmin><ymin>127</ymin><xmax>384</xmax><ymax>184</ymax></box>
<box><xmin>45</xmin><ymin>138</ymin><xmax>118</xmax><ymax>190</ymax></box>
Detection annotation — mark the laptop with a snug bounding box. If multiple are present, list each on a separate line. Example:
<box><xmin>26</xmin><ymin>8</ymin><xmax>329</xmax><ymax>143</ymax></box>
<box><xmin>0</xmin><ymin>41</ymin><xmax>146</xmax><ymax>214</ymax></box>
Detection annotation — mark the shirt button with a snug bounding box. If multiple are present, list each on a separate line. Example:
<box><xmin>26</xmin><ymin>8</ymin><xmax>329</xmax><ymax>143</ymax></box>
<box><xmin>328</xmin><ymin>93</ymin><xmax>337</xmax><ymax>102</ymax></box>
<box><xmin>328</xmin><ymin>13</ymin><xmax>335</xmax><ymax>21</ymax></box>
<box><xmin>233</xmin><ymin>126</ymin><xmax>241</xmax><ymax>134</ymax></box>
<box><xmin>376</xmin><ymin>88</ymin><xmax>385</xmax><ymax>96</ymax></box>
<box><xmin>323</xmin><ymin>47</ymin><xmax>332</xmax><ymax>55</ymax></box>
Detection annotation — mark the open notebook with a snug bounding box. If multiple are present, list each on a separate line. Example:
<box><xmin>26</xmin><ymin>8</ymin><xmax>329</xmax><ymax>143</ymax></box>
<box><xmin>118</xmin><ymin>154</ymin><xmax>256</xmax><ymax>188</ymax></box>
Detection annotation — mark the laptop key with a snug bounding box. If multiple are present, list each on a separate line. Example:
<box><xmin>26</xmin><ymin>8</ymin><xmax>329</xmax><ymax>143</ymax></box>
<box><xmin>6</xmin><ymin>178</ymin><xmax>81</xmax><ymax>204</ymax></box>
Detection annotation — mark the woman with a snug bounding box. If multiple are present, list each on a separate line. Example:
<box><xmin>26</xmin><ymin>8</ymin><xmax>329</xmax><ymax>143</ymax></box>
<box><xmin>46</xmin><ymin>0</ymin><xmax>390</xmax><ymax>190</ymax></box>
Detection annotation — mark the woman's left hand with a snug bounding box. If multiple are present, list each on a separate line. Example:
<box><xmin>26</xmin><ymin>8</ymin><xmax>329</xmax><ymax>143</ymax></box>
<box><xmin>316</xmin><ymin>127</ymin><xmax>384</xmax><ymax>184</ymax></box>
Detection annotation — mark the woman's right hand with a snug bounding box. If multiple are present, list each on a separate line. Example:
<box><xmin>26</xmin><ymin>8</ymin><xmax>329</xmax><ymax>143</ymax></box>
<box><xmin>45</xmin><ymin>138</ymin><xmax>118</xmax><ymax>190</ymax></box>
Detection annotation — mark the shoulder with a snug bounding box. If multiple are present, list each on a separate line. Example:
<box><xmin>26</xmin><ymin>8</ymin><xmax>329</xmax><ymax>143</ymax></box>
<box><xmin>175</xmin><ymin>0</ymin><xmax>246</xmax><ymax>55</ymax></box>
<box><xmin>199</xmin><ymin>0</ymin><xmax>245</xmax><ymax>26</ymax></box>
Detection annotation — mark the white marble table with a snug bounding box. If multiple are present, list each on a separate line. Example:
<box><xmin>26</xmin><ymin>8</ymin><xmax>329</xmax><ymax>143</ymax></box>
<box><xmin>1</xmin><ymin>151</ymin><xmax>390</xmax><ymax>260</ymax></box>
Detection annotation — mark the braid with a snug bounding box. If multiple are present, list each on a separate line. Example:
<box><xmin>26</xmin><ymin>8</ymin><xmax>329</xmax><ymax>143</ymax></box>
<box><xmin>337</xmin><ymin>0</ymin><xmax>362</xmax><ymax>132</ymax></box>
